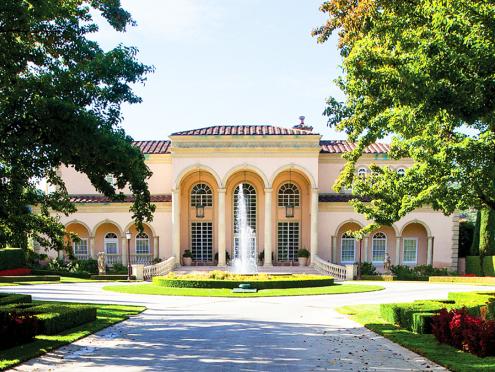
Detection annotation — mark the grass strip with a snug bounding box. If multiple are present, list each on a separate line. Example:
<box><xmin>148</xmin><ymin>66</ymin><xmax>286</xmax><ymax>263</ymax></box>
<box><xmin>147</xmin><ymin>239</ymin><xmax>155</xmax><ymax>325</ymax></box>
<box><xmin>103</xmin><ymin>283</ymin><xmax>384</xmax><ymax>297</ymax></box>
<box><xmin>337</xmin><ymin>304</ymin><xmax>495</xmax><ymax>372</ymax></box>
<box><xmin>0</xmin><ymin>301</ymin><xmax>145</xmax><ymax>370</ymax></box>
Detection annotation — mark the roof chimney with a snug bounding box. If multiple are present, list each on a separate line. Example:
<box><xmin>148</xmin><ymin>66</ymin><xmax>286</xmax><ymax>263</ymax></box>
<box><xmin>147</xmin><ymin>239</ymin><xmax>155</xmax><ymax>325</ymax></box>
<box><xmin>293</xmin><ymin>115</ymin><xmax>313</xmax><ymax>132</ymax></box>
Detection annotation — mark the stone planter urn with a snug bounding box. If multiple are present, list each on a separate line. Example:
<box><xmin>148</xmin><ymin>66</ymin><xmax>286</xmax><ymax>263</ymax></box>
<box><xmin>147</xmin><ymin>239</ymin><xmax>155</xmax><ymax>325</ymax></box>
<box><xmin>298</xmin><ymin>257</ymin><xmax>308</xmax><ymax>266</ymax></box>
<box><xmin>182</xmin><ymin>250</ymin><xmax>193</xmax><ymax>266</ymax></box>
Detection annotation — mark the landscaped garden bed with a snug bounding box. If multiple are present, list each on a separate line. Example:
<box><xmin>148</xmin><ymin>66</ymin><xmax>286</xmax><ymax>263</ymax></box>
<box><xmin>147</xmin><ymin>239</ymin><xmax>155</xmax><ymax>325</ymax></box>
<box><xmin>0</xmin><ymin>293</ymin><xmax>145</xmax><ymax>370</ymax></box>
<box><xmin>338</xmin><ymin>291</ymin><xmax>495</xmax><ymax>372</ymax></box>
<box><xmin>152</xmin><ymin>271</ymin><xmax>334</xmax><ymax>289</ymax></box>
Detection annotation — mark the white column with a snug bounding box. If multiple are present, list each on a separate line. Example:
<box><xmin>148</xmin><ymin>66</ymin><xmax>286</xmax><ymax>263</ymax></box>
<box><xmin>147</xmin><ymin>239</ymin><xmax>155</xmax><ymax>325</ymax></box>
<box><xmin>363</xmin><ymin>236</ymin><xmax>368</xmax><ymax>262</ymax></box>
<box><xmin>217</xmin><ymin>188</ymin><xmax>227</xmax><ymax>266</ymax></box>
<box><xmin>172</xmin><ymin>189</ymin><xmax>181</xmax><ymax>263</ymax></box>
<box><xmin>310</xmin><ymin>188</ymin><xmax>319</xmax><ymax>262</ymax></box>
<box><xmin>89</xmin><ymin>236</ymin><xmax>95</xmax><ymax>259</ymax></box>
<box><xmin>427</xmin><ymin>236</ymin><xmax>433</xmax><ymax>265</ymax></box>
<box><xmin>395</xmin><ymin>236</ymin><xmax>401</xmax><ymax>265</ymax></box>
<box><xmin>153</xmin><ymin>236</ymin><xmax>159</xmax><ymax>259</ymax></box>
<box><xmin>121</xmin><ymin>237</ymin><xmax>128</xmax><ymax>265</ymax></box>
<box><xmin>264</xmin><ymin>188</ymin><xmax>273</xmax><ymax>266</ymax></box>
<box><xmin>331</xmin><ymin>236</ymin><xmax>337</xmax><ymax>263</ymax></box>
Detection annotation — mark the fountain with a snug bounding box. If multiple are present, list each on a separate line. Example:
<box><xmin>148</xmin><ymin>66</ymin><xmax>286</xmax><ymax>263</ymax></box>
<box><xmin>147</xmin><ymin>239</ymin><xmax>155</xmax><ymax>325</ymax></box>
<box><xmin>231</xmin><ymin>183</ymin><xmax>258</xmax><ymax>274</ymax></box>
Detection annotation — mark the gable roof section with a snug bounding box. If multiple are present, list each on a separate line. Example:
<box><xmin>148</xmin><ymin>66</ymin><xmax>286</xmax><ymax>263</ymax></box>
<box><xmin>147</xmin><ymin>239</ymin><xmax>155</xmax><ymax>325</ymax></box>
<box><xmin>320</xmin><ymin>140</ymin><xmax>389</xmax><ymax>154</ymax></box>
<box><xmin>171</xmin><ymin>125</ymin><xmax>316</xmax><ymax>136</ymax></box>
<box><xmin>133</xmin><ymin>140</ymin><xmax>171</xmax><ymax>154</ymax></box>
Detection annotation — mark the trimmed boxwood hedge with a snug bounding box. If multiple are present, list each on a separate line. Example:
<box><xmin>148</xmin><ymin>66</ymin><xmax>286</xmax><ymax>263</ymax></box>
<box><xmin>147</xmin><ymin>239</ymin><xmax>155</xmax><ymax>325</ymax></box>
<box><xmin>429</xmin><ymin>276</ymin><xmax>495</xmax><ymax>284</ymax></box>
<box><xmin>0</xmin><ymin>302</ymin><xmax>97</xmax><ymax>335</ymax></box>
<box><xmin>31</xmin><ymin>269</ymin><xmax>91</xmax><ymax>279</ymax></box>
<box><xmin>360</xmin><ymin>275</ymin><xmax>395</xmax><ymax>281</ymax></box>
<box><xmin>153</xmin><ymin>275</ymin><xmax>334</xmax><ymax>289</ymax></box>
<box><xmin>380</xmin><ymin>292</ymin><xmax>495</xmax><ymax>334</ymax></box>
<box><xmin>90</xmin><ymin>274</ymin><xmax>136</xmax><ymax>280</ymax></box>
<box><xmin>0</xmin><ymin>275</ymin><xmax>60</xmax><ymax>283</ymax></box>
<box><xmin>0</xmin><ymin>293</ymin><xmax>32</xmax><ymax>305</ymax></box>
<box><xmin>0</xmin><ymin>248</ymin><xmax>25</xmax><ymax>270</ymax></box>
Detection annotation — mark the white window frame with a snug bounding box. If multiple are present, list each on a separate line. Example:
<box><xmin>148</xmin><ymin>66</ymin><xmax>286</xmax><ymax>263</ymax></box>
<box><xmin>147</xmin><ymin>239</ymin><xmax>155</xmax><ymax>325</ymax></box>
<box><xmin>372</xmin><ymin>232</ymin><xmax>387</xmax><ymax>264</ymax></box>
<box><xmin>357</xmin><ymin>167</ymin><xmax>367</xmax><ymax>180</ymax></box>
<box><xmin>341</xmin><ymin>235</ymin><xmax>356</xmax><ymax>264</ymax></box>
<box><xmin>73</xmin><ymin>238</ymin><xmax>88</xmax><ymax>256</ymax></box>
<box><xmin>135</xmin><ymin>232</ymin><xmax>150</xmax><ymax>255</ymax></box>
<box><xmin>105</xmin><ymin>174</ymin><xmax>116</xmax><ymax>187</ymax></box>
<box><xmin>104</xmin><ymin>232</ymin><xmax>119</xmax><ymax>255</ymax></box>
<box><xmin>403</xmin><ymin>237</ymin><xmax>418</xmax><ymax>264</ymax></box>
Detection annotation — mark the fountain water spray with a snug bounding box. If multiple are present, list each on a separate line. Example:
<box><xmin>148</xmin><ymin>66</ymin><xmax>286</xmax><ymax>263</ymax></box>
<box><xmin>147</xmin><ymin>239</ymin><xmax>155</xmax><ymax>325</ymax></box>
<box><xmin>231</xmin><ymin>183</ymin><xmax>258</xmax><ymax>274</ymax></box>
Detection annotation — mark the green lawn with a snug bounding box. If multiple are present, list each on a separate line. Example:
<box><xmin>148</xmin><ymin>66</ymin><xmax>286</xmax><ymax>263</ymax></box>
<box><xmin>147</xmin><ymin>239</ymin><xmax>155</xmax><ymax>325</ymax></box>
<box><xmin>337</xmin><ymin>304</ymin><xmax>495</xmax><ymax>372</ymax></box>
<box><xmin>0</xmin><ymin>301</ymin><xmax>145</xmax><ymax>370</ymax></box>
<box><xmin>103</xmin><ymin>283</ymin><xmax>384</xmax><ymax>297</ymax></box>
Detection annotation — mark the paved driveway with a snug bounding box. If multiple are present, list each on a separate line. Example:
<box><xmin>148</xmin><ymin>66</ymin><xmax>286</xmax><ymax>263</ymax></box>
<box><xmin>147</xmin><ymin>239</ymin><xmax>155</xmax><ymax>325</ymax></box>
<box><xmin>4</xmin><ymin>281</ymin><xmax>494</xmax><ymax>371</ymax></box>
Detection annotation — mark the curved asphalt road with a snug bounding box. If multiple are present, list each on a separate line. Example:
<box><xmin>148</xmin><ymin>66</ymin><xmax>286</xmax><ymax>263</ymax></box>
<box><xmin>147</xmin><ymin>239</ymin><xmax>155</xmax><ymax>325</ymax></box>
<box><xmin>2</xmin><ymin>281</ymin><xmax>494</xmax><ymax>371</ymax></box>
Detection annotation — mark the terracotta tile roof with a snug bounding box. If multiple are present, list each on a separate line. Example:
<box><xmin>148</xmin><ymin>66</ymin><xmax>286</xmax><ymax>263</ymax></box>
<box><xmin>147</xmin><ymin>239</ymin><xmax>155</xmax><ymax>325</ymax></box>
<box><xmin>132</xmin><ymin>140</ymin><xmax>171</xmax><ymax>154</ymax></box>
<box><xmin>69</xmin><ymin>194</ymin><xmax>171</xmax><ymax>203</ymax></box>
<box><xmin>171</xmin><ymin>125</ymin><xmax>317</xmax><ymax>136</ymax></box>
<box><xmin>319</xmin><ymin>193</ymin><xmax>371</xmax><ymax>202</ymax></box>
<box><xmin>320</xmin><ymin>140</ymin><xmax>389</xmax><ymax>154</ymax></box>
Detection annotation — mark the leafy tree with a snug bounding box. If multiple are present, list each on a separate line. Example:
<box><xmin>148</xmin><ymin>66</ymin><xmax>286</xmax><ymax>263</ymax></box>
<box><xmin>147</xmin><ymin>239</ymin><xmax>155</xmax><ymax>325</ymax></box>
<box><xmin>0</xmin><ymin>1</ymin><xmax>155</xmax><ymax>250</ymax></box>
<box><xmin>313</xmin><ymin>1</ymin><xmax>495</xmax><ymax>237</ymax></box>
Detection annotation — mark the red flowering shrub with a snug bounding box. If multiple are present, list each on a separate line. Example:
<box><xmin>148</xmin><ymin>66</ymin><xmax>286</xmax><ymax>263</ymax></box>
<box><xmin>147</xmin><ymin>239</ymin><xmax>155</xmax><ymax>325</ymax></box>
<box><xmin>0</xmin><ymin>268</ymin><xmax>32</xmax><ymax>276</ymax></box>
<box><xmin>0</xmin><ymin>312</ymin><xmax>38</xmax><ymax>350</ymax></box>
<box><xmin>432</xmin><ymin>308</ymin><xmax>495</xmax><ymax>357</ymax></box>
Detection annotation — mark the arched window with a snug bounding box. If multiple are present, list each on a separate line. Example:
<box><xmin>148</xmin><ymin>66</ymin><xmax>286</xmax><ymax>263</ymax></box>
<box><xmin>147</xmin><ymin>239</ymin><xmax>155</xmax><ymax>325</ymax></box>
<box><xmin>278</xmin><ymin>183</ymin><xmax>300</xmax><ymax>207</ymax></box>
<box><xmin>104</xmin><ymin>232</ymin><xmax>118</xmax><ymax>255</ymax></box>
<box><xmin>341</xmin><ymin>233</ymin><xmax>356</xmax><ymax>263</ymax></box>
<box><xmin>397</xmin><ymin>168</ymin><xmax>405</xmax><ymax>177</ymax></box>
<box><xmin>190</xmin><ymin>183</ymin><xmax>213</xmax><ymax>207</ymax></box>
<box><xmin>135</xmin><ymin>232</ymin><xmax>150</xmax><ymax>255</ymax></box>
<box><xmin>357</xmin><ymin>167</ymin><xmax>367</xmax><ymax>180</ymax></box>
<box><xmin>372</xmin><ymin>232</ymin><xmax>387</xmax><ymax>263</ymax></box>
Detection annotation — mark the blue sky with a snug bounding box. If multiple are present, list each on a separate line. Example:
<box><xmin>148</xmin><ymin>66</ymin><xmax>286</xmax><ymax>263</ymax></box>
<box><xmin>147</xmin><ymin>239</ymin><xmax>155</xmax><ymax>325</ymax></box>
<box><xmin>94</xmin><ymin>0</ymin><xmax>345</xmax><ymax>140</ymax></box>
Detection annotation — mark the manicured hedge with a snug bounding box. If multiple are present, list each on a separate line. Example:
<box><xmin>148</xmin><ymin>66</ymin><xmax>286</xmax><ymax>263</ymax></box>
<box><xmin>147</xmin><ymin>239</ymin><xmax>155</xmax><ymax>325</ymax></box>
<box><xmin>380</xmin><ymin>292</ymin><xmax>495</xmax><ymax>334</ymax></box>
<box><xmin>0</xmin><ymin>248</ymin><xmax>25</xmax><ymax>270</ymax></box>
<box><xmin>90</xmin><ymin>274</ymin><xmax>136</xmax><ymax>280</ymax></box>
<box><xmin>360</xmin><ymin>275</ymin><xmax>395</xmax><ymax>281</ymax></box>
<box><xmin>153</xmin><ymin>275</ymin><xmax>334</xmax><ymax>289</ymax></box>
<box><xmin>466</xmin><ymin>255</ymin><xmax>495</xmax><ymax>276</ymax></box>
<box><xmin>0</xmin><ymin>275</ymin><xmax>60</xmax><ymax>283</ymax></box>
<box><xmin>429</xmin><ymin>276</ymin><xmax>495</xmax><ymax>284</ymax></box>
<box><xmin>0</xmin><ymin>293</ymin><xmax>32</xmax><ymax>305</ymax></box>
<box><xmin>31</xmin><ymin>269</ymin><xmax>91</xmax><ymax>279</ymax></box>
<box><xmin>0</xmin><ymin>302</ymin><xmax>97</xmax><ymax>335</ymax></box>
<box><xmin>380</xmin><ymin>300</ymin><xmax>456</xmax><ymax>333</ymax></box>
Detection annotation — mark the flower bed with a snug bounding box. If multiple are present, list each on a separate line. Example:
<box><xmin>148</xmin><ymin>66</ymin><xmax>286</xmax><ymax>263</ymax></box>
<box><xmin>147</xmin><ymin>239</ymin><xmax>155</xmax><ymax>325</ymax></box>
<box><xmin>0</xmin><ymin>268</ymin><xmax>32</xmax><ymax>276</ymax></box>
<box><xmin>153</xmin><ymin>271</ymin><xmax>334</xmax><ymax>289</ymax></box>
<box><xmin>432</xmin><ymin>308</ymin><xmax>495</xmax><ymax>357</ymax></box>
<box><xmin>379</xmin><ymin>291</ymin><xmax>495</xmax><ymax>334</ymax></box>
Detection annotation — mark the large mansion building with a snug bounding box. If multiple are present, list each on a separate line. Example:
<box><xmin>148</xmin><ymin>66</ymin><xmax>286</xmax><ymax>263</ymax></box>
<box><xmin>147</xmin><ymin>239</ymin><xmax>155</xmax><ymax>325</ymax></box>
<box><xmin>55</xmin><ymin>123</ymin><xmax>459</xmax><ymax>271</ymax></box>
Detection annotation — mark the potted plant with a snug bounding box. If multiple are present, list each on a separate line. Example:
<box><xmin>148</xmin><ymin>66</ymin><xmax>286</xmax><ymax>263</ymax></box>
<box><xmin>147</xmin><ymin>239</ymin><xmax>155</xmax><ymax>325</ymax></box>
<box><xmin>182</xmin><ymin>250</ymin><xmax>193</xmax><ymax>266</ymax></box>
<box><xmin>297</xmin><ymin>248</ymin><xmax>310</xmax><ymax>266</ymax></box>
<box><xmin>214</xmin><ymin>251</ymin><xmax>230</xmax><ymax>264</ymax></box>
